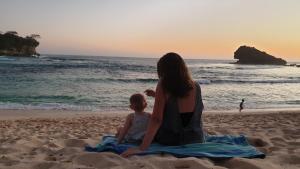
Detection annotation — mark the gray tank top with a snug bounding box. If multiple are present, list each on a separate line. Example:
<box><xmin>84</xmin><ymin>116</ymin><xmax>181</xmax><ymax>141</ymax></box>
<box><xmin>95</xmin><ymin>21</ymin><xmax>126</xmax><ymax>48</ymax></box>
<box><xmin>124</xmin><ymin>112</ymin><xmax>150</xmax><ymax>143</ymax></box>
<box><xmin>155</xmin><ymin>82</ymin><xmax>204</xmax><ymax>145</ymax></box>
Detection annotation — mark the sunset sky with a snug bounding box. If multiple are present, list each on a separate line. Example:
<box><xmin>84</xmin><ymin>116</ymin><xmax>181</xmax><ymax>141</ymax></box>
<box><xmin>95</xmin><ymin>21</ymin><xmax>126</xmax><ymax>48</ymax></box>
<box><xmin>1</xmin><ymin>0</ymin><xmax>299</xmax><ymax>61</ymax></box>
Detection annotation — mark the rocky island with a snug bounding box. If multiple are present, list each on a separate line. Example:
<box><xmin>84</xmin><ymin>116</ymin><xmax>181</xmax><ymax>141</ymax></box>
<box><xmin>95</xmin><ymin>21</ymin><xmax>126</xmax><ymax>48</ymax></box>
<box><xmin>234</xmin><ymin>46</ymin><xmax>287</xmax><ymax>65</ymax></box>
<box><xmin>0</xmin><ymin>31</ymin><xmax>40</xmax><ymax>57</ymax></box>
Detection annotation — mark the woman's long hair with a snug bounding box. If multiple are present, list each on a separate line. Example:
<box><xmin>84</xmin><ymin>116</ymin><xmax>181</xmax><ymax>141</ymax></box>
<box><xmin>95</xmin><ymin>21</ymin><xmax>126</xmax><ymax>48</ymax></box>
<box><xmin>157</xmin><ymin>52</ymin><xmax>194</xmax><ymax>97</ymax></box>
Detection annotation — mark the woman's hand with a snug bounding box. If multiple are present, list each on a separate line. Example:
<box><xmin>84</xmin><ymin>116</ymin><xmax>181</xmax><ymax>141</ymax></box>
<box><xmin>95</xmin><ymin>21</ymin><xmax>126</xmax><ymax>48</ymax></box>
<box><xmin>144</xmin><ymin>89</ymin><xmax>155</xmax><ymax>97</ymax></box>
<box><xmin>121</xmin><ymin>147</ymin><xmax>142</xmax><ymax>157</ymax></box>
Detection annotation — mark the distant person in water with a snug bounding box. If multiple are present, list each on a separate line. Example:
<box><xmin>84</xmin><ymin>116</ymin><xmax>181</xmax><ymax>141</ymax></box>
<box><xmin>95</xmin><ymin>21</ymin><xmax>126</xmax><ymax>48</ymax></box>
<box><xmin>116</xmin><ymin>93</ymin><xmax>151</xmax><ymax>144</ymax></box>
<box><xmin>239</xmin><ymin>99</ymin><xmax>245</xmax><ymax>112</ymax></box>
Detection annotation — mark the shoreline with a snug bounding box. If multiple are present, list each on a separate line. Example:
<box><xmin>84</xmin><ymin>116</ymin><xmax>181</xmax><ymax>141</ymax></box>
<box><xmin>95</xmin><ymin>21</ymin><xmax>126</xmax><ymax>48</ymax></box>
<box><xmin>0</xmin><ymin>107</ymin><xmax>300</xmax><ymax>120</ymax></box>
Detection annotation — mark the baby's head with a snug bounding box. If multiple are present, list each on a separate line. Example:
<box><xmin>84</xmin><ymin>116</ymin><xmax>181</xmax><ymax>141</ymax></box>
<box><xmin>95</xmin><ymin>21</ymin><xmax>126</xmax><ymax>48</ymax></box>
<box><xmin>129</xmin><ymin>93</ymin><xmax>147</xmax><ymax>113</ymax></box>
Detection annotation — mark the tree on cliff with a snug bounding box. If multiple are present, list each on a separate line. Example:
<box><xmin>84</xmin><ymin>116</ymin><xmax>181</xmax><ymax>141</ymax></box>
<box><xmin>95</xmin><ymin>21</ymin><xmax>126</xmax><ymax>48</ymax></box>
<box><xmin>5</xmin><ymin>31</ymin><xmax>18</xmax><ymax>36</ymax></box>
<box><xmin>0</xmin><ymin>31</ymin><xmax>40</xmax><ymax>56</ymax></box>
<box><xmin>26</xmin><ymin>34</ymin><xmax>41</xmax><ymax>39</ymax></box>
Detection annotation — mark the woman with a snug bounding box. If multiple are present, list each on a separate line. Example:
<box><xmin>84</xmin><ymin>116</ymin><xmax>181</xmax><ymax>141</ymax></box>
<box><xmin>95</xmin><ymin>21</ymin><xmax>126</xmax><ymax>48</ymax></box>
<box><xmin>122</xmin><ymin>52</ymin><xmax>204</xmax><ymax>157</ymax></box>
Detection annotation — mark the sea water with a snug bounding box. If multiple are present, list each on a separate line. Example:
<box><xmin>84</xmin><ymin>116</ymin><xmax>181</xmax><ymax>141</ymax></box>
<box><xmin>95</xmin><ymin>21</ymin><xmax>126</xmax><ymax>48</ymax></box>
<box><xmin>0</xmin><ymin>55</ymin><xmax>299</xmax><ymax>112</ymax></box>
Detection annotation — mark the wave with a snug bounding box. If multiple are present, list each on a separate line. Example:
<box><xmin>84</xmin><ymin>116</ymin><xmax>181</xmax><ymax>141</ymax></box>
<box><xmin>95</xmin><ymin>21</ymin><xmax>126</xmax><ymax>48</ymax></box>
<box><xmin>0</xmin><ymin>56</ymin><xmax>16</xmax><ymax>61</ymax></box>
<box><xmin>281</xmin><ymin>100</ymin><xmax>300</xmax><ymax>105</ymax></box>
<box><xmin>0</xmin><ymin>102</ymin><xmax>95</xmax><ymax>111</ymax></box>
<box><xmin>196</xmin><ymin>79</ymin><xmax>300</xmax><ymax>84</ymax></box>
<box><xmin>63</xmin><ymin>77</ymin><xmax>300</xmax><ymax>84</ymax></box>
<box><xmin>197</xmin><ymin>79</ymin><xmax>212</xmax><ymax>84</ymax></box>
<box><xmin>0</xmin><ymin>95</ymin><xmax>76</xmax><ymax>102</ymax></box>
<box><xmin>75</xmin><ymin>77</ymin><xmax>158</xmax><ymax>83</ymax></box>
<box><xmin>0</xmin><ymin>94</ymin><xmax>98</xmax><ymax>111</ymax></box>
<box><xmin>211</xmin><ymin>79</ymin><xmax>300</xmax><ymax>84</ymax></box>
<box><xmin>116</xmin><ymin>78</ymin><xmax>158</xmax><ymax>83</ymax></box>
<box><xmin>0</xmin><ymin>56</ymin><xmax>156</xmax><ymax>74</ymax></box>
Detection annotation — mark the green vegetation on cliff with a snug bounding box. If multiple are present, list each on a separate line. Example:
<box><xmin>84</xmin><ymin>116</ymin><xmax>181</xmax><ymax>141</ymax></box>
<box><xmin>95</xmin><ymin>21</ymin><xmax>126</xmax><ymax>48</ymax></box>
<box><xmin>0</xmin><ymin>31</ymin><xmax>40</xmax><ymax>57</ymax></box>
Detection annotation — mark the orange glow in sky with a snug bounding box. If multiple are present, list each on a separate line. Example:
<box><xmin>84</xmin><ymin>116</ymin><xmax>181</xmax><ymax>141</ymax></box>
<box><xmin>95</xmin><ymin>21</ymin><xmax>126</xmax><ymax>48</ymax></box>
<box><xmin>1</xmin><ymin>0</ymin><xmax>299</xmax><ymax>61</ymax></box>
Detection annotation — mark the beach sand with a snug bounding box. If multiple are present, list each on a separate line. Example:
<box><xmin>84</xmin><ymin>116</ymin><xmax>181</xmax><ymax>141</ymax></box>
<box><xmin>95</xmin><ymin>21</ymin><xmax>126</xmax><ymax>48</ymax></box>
<box><xmin>0</xmin><ymin>109</ymin><xmax>299</xmax><ymax>169</ymax></box>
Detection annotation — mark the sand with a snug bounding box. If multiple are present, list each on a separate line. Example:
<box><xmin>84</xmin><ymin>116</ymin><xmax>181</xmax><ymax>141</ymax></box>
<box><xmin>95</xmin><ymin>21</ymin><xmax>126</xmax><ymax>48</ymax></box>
<box><xmin>0</xmin><ymin>109</ymin><xmax>299</xmax><ymax>169</ymax></box>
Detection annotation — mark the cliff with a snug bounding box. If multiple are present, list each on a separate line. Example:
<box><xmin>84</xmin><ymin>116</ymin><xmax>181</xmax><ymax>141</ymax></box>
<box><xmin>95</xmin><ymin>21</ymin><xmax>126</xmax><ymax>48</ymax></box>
<box><xmin>0</xmin><ymin>32</ymin><xmax>40</xmax><ymax>57</ymax></box>
<box><xmin>234</xmin><ymin>46</ymin><xmax>287</xmax><ymax>65</ymax></box>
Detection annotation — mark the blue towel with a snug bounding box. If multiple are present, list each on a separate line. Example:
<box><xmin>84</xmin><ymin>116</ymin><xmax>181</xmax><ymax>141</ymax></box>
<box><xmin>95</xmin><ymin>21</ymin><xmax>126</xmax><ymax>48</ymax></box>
<box><xmin>85</xmin><ymin>135</ymin><xmax>265</xmax><ymax>158</ymax></box>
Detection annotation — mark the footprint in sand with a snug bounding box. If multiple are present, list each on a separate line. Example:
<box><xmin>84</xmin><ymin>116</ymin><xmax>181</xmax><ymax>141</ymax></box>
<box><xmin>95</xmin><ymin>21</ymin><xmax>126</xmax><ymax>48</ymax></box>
<box><xmin>247</xmin><ymin>137</ymin><xmax>269</xmax><ymax>147</ymax></box>
<box><xmin>64</xmin><ymin>139</ymin><xmax>87</xmax><ymax>147</ymax></box>
<box><xmin>277</xmin><ymin>154</ymin><xmax>300</xmax><ymax>165</ymax></box>
<box><xmin>0</xmin><ymin>147</ymin><xmax>18</xmax><ymax>154</ymax></box>
<box><xmin>150</xmin><ymin>157</ymin><xmax>226</xmax><ymax>169</ymax></box>
<box><xmin>222</xmin><ymin>158</ymin><xmax>281</xmax><ymax>169</ymax></box>
<box><xmin>74</xmin><ymin>152</ymin><xmax>129</xmax><ymax>169</ymax></box>
<box><xmin>270</xmin><ymin>137</ymin><xmax>287</xmax><ymax>147</ymax></box>
<box><xmin>0</xmin><ymin>155</ymin><xmax>20</xmax><ymax>166</ymax></box>
<box><xmin>32</xmin><ymin>162</ymin><xmax>70</xmax><ymax>169</ymax></box>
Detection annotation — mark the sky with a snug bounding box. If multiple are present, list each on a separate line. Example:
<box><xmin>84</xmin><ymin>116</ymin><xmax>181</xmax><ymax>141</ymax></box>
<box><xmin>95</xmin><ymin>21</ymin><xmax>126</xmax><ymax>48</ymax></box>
<box><xmin>0</xmin><ymin>0</ymin><xmax>300</xmax><ymax>61</ymax></box>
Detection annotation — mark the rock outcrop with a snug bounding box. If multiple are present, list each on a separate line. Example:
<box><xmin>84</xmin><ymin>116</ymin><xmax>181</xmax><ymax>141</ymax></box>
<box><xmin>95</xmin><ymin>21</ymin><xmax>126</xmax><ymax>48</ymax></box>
<box><xmin>234</xmin><ymin>46</ymin><xmax>287</xmax><ymax>65</ymax></box>
<box><xmin>0</xmin><ymin>32</ymin><xmax>40</xmax><ymax>57</ymax></box>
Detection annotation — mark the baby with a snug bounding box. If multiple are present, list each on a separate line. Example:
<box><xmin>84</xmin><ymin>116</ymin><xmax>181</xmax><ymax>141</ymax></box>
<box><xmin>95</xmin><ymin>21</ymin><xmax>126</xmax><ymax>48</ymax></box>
<box><xmin>117</xmin><ymin>93</ymin><xmax>151</xmax><ymax>144</ymax></box>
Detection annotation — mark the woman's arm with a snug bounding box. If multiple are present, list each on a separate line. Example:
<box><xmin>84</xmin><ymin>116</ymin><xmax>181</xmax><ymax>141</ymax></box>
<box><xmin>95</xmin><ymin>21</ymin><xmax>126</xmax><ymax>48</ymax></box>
<box><xmin>117</xmin><ymin>114</ymin><xmax>133</xmax><ymax>144</ymax></box>
<box><xmin>140</xmin><ymin>83</ymin><xmax>165</xmax><ymax>150</ymax></box>
<box><xmin>121</xmin><ymin>83</ymin><xmax>166</xmax><ymax>156</ymax></box>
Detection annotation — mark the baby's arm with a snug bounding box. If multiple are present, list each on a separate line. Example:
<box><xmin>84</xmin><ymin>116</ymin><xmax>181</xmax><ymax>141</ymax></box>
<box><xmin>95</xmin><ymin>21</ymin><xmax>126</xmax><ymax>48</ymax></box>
<box><xmin>144</xmin><ymin>89</ymin><xmax>156</xmax><ymax>97</ymax></box>
<box><xmin>117</xmin><ymin>114</ymin><xmax>133</xmax><ymax>144</ymax></box>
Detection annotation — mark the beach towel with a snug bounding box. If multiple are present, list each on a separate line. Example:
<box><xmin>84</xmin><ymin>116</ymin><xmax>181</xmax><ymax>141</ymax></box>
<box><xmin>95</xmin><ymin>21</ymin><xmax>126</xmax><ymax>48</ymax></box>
<box><xmin>85</xmin><ymin>135</ymin><xmax>265</xmax><ymax>158</ymax></box>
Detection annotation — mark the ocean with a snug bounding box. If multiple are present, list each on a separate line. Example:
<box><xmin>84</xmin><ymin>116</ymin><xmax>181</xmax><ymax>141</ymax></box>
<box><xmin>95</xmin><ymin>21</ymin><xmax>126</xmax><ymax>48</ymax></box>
<box><xmin>0</xmin><ymin>55</ymin><xmax>299</xmax><ymax>113</ymax></box>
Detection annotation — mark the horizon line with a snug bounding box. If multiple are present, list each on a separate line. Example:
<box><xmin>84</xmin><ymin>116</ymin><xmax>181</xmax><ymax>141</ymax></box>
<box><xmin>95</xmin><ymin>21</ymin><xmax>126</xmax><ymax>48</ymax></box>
<box><xmin>41</xmin><ymin>53</ymin><xmax>300</xmax><ymax>62</ymax></box>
